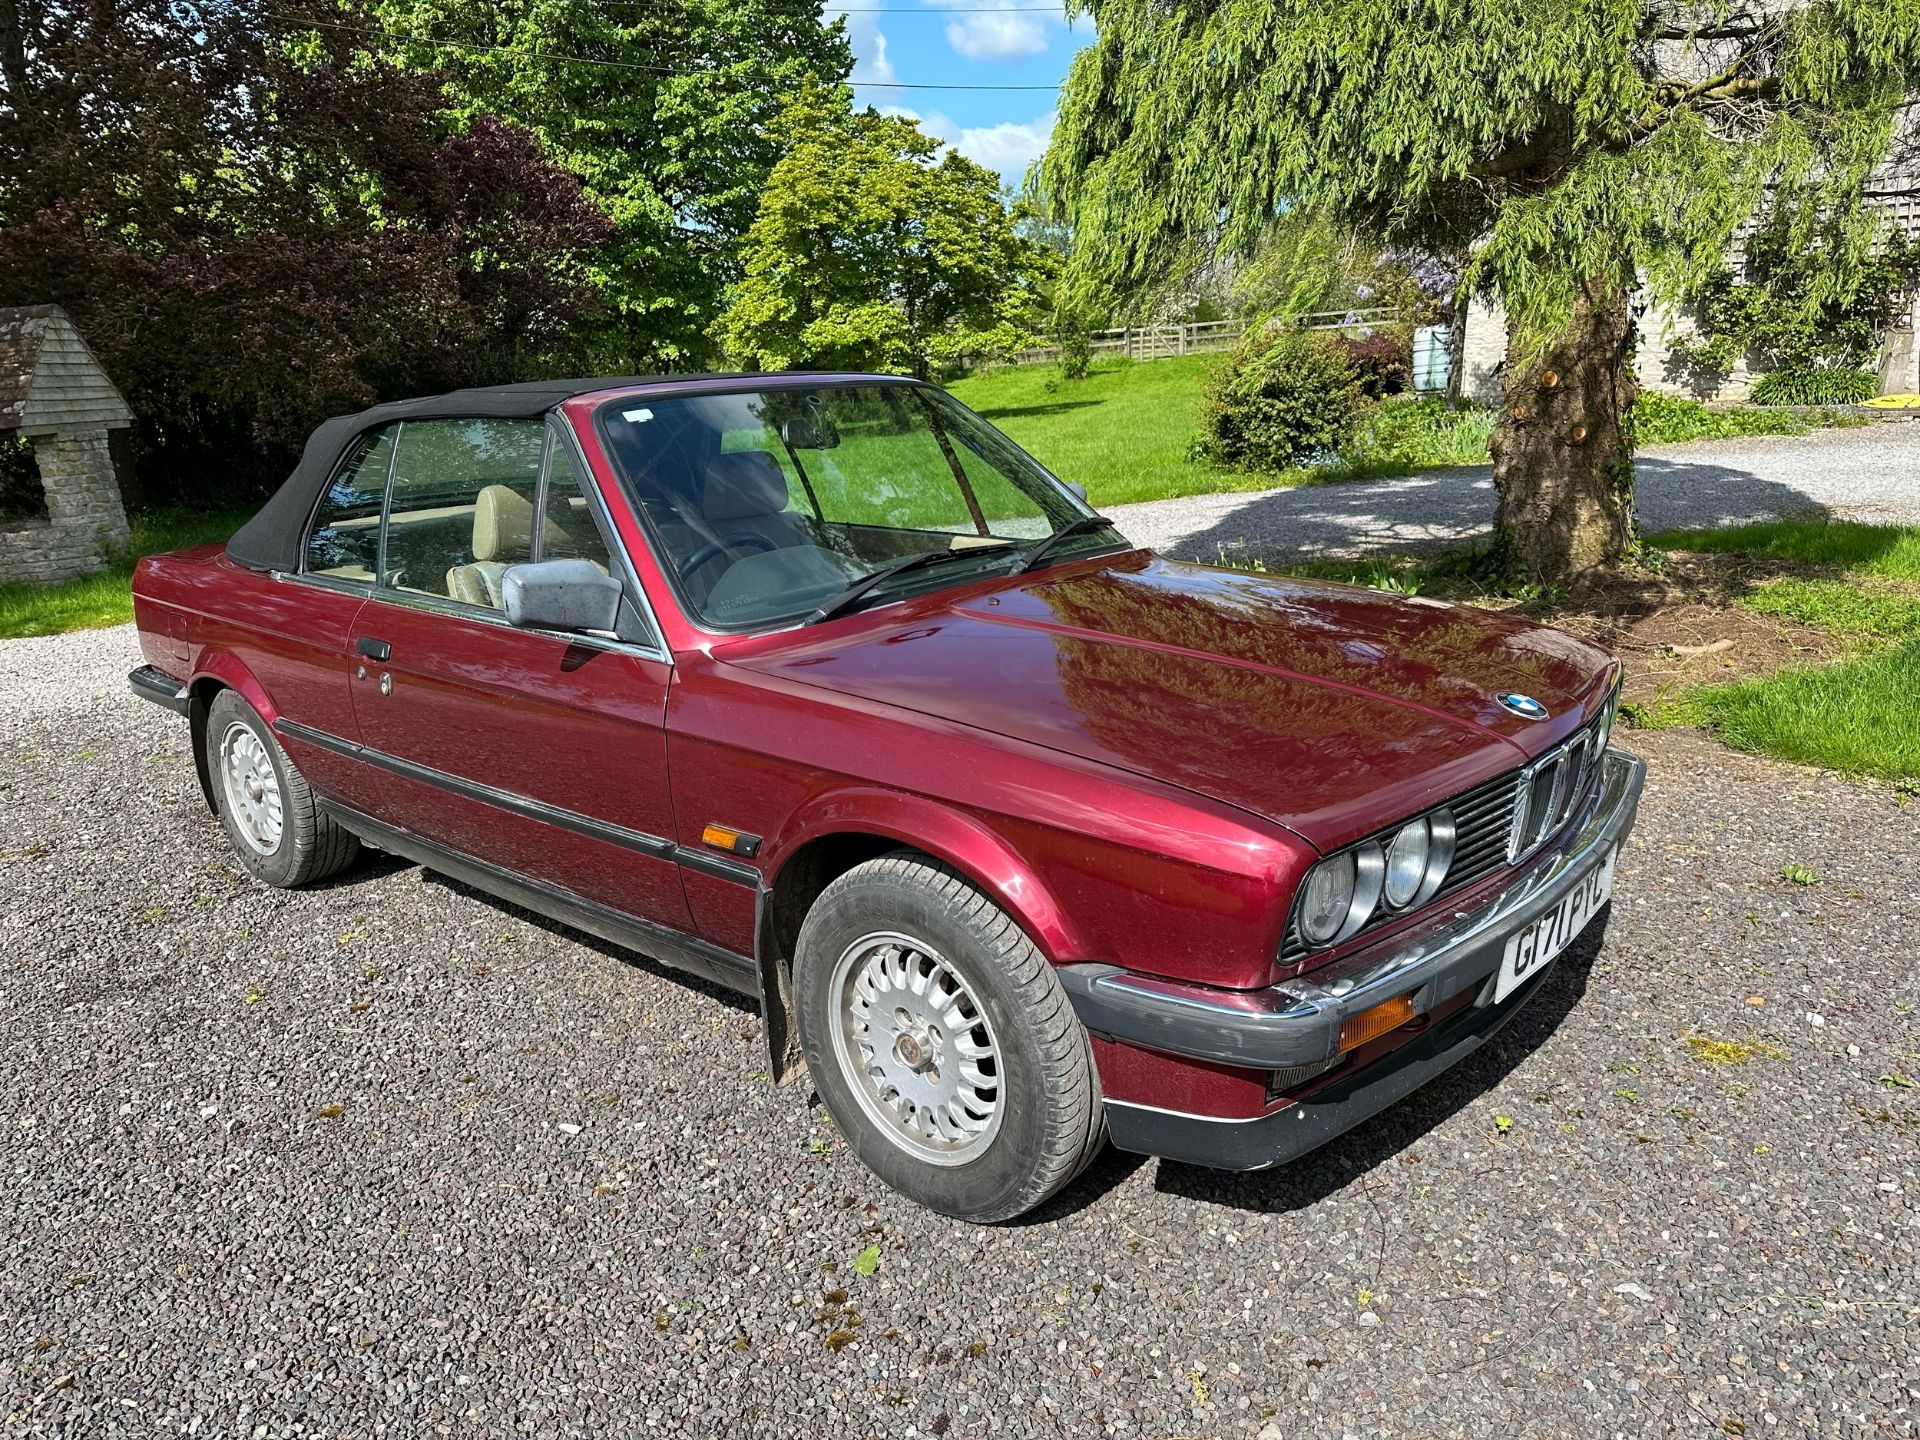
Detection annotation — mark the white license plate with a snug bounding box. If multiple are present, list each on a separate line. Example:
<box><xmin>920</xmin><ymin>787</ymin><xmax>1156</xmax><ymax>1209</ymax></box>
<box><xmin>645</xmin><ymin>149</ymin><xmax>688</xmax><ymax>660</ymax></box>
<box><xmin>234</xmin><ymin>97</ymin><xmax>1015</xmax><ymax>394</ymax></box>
<box><xmin>1494</xmin><ymin>845</ymin><xmax>1618</xmax><ymax>1003</ymax></box>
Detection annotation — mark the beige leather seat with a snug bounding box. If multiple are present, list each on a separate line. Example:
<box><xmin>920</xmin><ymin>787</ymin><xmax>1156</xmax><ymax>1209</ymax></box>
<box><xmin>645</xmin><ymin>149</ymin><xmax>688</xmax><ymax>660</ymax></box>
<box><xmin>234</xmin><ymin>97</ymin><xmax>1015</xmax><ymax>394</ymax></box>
<box><xmin>446</xmin><ymin>485</ymin><xmax>568</xmax><ymax>609</ymax></box>
<box><xmin>699</xmin><ymin>451</ymin><xmax>813</xmax><ymax>551</ymax></box>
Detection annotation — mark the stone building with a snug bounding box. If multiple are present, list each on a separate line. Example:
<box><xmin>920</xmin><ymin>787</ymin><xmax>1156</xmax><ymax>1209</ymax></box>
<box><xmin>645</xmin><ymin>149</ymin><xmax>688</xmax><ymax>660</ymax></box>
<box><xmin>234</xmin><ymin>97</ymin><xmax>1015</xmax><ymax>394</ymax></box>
<box><xmin>0</xmin><ymin>305</ymin><xmax>134</xmax><ymax>585</ymax></box>
<box><xmin>1458</xmin><ymin>164</ymin><xmax>1920</xmax><ymax>406</ymax></box>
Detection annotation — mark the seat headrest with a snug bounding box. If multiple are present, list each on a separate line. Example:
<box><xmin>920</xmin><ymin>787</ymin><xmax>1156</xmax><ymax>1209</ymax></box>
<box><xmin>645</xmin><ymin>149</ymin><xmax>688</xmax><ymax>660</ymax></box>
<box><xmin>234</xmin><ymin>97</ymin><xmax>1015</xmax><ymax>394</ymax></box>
<box><xmin>472</xmin><ymin>484</ymin><xmax>567</xmax><ymax>562</ymax></box>
<box><xmin>702</xmin><ymin>451</ymin><xmax>792</xmax><ymax>522</ymax></box>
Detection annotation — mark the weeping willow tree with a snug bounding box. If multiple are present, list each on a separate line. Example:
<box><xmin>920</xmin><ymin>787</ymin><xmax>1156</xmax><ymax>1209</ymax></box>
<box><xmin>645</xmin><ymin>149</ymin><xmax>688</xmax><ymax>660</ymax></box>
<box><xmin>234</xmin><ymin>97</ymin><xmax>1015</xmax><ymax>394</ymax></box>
<box><xmin>1044</xmin><ymin>2</ymin><xmax>1920</xmax><ymax>582</ymax></box>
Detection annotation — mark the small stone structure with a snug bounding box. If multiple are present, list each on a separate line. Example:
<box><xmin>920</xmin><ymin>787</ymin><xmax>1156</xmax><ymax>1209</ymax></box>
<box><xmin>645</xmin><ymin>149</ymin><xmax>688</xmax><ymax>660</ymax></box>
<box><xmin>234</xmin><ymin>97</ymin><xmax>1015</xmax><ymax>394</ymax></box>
<box><xmin>0</xmin><ymin>305</ymin><xmax>133</xmax><ymax>585</ymax></box>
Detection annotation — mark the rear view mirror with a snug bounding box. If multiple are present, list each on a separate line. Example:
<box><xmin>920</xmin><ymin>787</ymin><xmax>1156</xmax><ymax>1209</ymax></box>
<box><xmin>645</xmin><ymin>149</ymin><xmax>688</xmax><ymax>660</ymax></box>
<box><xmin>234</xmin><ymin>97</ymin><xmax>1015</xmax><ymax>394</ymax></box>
<box><xmin>782</xmin><ymin>408</ymin><xmax>840</xmax><ymax>450</ymax></box>
<box><xmin>502</xmin><ymin>559</ymin><xmax>624</xmax><ymax>634</ymax></box>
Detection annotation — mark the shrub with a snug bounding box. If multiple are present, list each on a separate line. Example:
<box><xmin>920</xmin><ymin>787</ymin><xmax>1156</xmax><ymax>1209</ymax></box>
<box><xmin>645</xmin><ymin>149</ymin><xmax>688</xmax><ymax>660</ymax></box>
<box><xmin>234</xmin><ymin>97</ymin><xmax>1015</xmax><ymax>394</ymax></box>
<box><xmin>1057</xmin><ymin>328</ymin><xmax>1093</xmax><ymax>381</ymax></box>
<box><xmin>1200</xmin><ymin>326</ymin><xmax>1364</xmax><ymax>470</ymax></box>
<box><xmin>1631</xmin><ymin>391</ymin><xmax>1810</xmax><ymax>444</ymax></box>
<box><xmin>1344</xmin><ymin>395</ymin><xmax>1494</xmax><ymax>470</ymax></box>
<box><xmin>1331</xmin><ymin>327</ymin><xmax>1413</xmax><ymax>398</ymax></box>
<box><xmin>1751</xmin><ymin>367</ymin><xmax>1879</xmax><ymax>407</ymax></box>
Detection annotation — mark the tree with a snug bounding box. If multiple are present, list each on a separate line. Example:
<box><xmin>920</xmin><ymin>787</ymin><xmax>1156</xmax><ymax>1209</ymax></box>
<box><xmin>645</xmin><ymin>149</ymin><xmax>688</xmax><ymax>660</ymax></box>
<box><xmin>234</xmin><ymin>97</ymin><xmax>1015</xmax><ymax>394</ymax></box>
<box><xmin>369</xmin><ymin>0</ymin><xmax>854</xmax><ymax>369</ymax></box>
<box><xmin>0</xmin><ymin>2</ymin><xmax>612</xmax><ymax>502</ymax></box>
<box><xmin>718</xmin><ymin>88</ymin><xmax>1056</xmax><ymax>378</ymax></box>
<box><xmin>1045</xmin><ymin>2</ymin><xmax>1920</xmax><ymax>581</ymax></box>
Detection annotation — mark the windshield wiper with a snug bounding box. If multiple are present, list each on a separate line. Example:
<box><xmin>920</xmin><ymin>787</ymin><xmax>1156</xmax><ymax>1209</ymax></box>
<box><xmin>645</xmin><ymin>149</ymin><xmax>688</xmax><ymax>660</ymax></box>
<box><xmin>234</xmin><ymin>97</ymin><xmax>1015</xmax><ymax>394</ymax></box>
<box><xmin>1007</xmin><ymin>515</ymin><xmax>1117</xmax><ymax>576</ymax></box>
<box><xmin>803</xmin><ymin>544</ymin><xmax>1010</xmax><ymax>626</ymax></box>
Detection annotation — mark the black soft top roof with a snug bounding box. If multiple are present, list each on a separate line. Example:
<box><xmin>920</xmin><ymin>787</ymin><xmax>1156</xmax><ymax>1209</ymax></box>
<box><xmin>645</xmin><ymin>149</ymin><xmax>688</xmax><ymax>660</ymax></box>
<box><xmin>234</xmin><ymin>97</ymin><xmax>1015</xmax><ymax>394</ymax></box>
<box><xmin>224</xmin><ymin>373</ymin><xmax>745</xmax><ymax>573</ymax></box>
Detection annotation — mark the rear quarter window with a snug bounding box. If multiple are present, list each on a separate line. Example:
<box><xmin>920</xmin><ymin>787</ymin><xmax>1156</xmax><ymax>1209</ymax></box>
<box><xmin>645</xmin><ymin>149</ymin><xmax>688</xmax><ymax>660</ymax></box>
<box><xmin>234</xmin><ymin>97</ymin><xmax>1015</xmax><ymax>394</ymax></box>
<box><xmin>304</xmin><ymin>427</ymin><xmax>396</xmax><ymax>581</ymax></box>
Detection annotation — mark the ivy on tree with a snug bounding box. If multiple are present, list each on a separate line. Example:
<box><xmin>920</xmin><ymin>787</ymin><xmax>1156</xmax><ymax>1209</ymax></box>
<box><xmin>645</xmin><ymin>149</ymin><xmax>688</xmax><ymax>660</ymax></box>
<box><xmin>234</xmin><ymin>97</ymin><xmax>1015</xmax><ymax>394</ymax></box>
<box><xmin>718</xmin><ymin>87</ymin><xmax>1055</xmax><ymax>379</ymax></box>
<box><xmin>1045</xmin><ymin>1</ymin><xmax>1920</xmax><ymax>581</ymax></box>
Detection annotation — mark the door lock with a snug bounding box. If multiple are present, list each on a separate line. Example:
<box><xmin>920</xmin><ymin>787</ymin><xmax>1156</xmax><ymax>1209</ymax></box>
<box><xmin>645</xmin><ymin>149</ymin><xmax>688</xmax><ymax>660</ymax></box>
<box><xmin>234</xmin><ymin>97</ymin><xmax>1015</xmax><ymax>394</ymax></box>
<box><xmin>378</xmin><ymin>672</ymin><xmax>392</xmax><ymax>696</ymax></box>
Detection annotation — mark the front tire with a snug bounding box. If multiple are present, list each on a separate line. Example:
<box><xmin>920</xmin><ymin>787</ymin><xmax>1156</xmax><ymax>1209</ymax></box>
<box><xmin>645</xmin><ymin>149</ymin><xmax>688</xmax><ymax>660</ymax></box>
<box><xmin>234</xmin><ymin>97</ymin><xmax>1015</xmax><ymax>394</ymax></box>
<box><xmin>204</xmin><ymin>689</ymin><xmax>358</xmax><ymax>888</ymax></box>
<box><xmin>793</xmin><ymin>852</ymin><xmax>1104</xmax><ymax>1222</ymax></box>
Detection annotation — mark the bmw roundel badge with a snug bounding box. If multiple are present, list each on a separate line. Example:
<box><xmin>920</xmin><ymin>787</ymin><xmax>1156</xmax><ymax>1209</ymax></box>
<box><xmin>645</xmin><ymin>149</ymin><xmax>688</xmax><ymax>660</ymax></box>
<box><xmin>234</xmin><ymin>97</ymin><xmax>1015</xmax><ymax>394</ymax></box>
<box><xmin>1496</xmin><ymin>691</ymin><xmax>1551</xmax><ymax>721</ymax></box>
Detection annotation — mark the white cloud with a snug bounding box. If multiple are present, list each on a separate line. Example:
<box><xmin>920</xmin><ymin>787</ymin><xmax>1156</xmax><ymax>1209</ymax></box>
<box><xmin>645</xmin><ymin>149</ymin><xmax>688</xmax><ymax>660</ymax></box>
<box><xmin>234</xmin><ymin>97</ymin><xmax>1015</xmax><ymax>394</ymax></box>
<box><xmin>882</xmin><ymin>105</ymin><xmax>1057</xmax><ymax>187</ymax></box>
<box><xmin>944</xmin><ymin>12</ymin><xmax>1051</xmax><ymax>62</ymax></box>
<box><xmin>952</xmin><ymin>113</ymin><xmax>1056</xmax><ymax>185</ymax></box>
<box><xmin>828</xmin><ymin>5</ymin><xmax>897</xmax><ymax>87</ymax></box>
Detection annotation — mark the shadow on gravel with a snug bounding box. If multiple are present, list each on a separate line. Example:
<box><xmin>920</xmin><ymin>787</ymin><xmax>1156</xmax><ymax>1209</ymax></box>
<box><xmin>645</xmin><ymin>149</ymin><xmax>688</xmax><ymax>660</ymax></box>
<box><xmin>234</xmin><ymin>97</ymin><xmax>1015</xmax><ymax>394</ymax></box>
<box><xmin>1147</xmin><ymin>910</ymin><xmax>1612</xmax><ymax>1216</ymax></box>
<box><xmin>306</xmin><ymin>848</ymin><xmax>414</xmax><ymax>891</ymax></box>
<box><xmin>415</xmin><ymin>868</ymin><xmax>757</xmax><ymax>1014</ymax></box>
<box><xmin>1149</xmin><ymin>458</ymin><xmax>1834</xmax><ymax>566</ymax></box>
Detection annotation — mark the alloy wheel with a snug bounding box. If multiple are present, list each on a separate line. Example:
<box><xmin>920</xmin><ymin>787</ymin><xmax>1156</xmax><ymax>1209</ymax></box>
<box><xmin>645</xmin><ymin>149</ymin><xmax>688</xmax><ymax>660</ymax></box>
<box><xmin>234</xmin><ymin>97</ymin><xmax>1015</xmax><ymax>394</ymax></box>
<box><xmin>218</xmin><ymin>721</ymin><xmax>283</xmax><ymax>856</ymax></box>
<box><xmin>826</xmin><ymin>931</ymin><xmax>1004</xmax><ymax>1166</ymax></box>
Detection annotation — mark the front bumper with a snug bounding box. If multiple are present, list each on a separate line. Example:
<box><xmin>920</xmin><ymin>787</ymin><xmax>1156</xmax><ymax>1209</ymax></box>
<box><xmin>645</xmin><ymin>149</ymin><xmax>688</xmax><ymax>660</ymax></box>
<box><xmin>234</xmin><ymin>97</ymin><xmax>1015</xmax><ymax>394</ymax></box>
<box><xmin>1061</xmin><ymin>749</ymin><xmax>1645</xmax><ymax>1169</ymax></box>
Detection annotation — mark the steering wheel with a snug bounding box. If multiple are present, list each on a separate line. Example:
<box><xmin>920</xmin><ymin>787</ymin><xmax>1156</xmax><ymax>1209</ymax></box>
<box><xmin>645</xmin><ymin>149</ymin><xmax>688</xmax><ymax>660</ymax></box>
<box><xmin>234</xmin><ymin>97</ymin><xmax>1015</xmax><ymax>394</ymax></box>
<box><xmin>678</xmin><ymin>532</ymin><xmax>779</xmax><ymax>582</ymax></box>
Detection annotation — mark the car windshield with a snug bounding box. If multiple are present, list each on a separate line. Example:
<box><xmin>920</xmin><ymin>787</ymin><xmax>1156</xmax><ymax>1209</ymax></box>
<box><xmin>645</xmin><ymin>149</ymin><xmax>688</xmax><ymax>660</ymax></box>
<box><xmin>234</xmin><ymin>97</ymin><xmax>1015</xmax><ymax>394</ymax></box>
<box><xmin>597</xmin><ymin>383</ymin><xmax>1121</xmax><ymax>629</ymax></box>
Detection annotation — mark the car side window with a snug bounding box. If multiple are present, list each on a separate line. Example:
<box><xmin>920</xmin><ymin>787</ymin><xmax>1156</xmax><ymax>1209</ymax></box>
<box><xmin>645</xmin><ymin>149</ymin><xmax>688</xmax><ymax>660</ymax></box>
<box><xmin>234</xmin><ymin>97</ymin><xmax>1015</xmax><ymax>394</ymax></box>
<box><xmin>384</xmin><ymin>418</ymin><xmax>545</xmax><ymax>611</ymax></box>
<box><xmin>539</xmin><ymin>434</ymin><xmax>617</xmax><ymax>571</ymax></box>
<box><xmin>304</xmin><ymin>426</ymin><xmax>396</xmax><ymax>581</ymax></box>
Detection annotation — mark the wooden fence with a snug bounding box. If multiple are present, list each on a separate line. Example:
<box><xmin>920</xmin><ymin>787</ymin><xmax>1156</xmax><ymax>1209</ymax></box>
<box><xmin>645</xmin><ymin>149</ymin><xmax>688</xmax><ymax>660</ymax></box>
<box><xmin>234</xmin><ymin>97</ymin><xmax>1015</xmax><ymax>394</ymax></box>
<box><xmin>1011</xmin><ymin>308</ymin><xmax>1404</xmax><ymax>367</ymax></box>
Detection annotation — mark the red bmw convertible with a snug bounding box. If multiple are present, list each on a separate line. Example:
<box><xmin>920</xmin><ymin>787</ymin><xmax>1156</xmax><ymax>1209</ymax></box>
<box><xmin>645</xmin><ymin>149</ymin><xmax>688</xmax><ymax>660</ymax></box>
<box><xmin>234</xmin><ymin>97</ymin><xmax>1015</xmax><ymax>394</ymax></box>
<box><xmin>130</xmin><ymin>373</ymin><xmax>1641</xmax><ymax>1221</ymax></box>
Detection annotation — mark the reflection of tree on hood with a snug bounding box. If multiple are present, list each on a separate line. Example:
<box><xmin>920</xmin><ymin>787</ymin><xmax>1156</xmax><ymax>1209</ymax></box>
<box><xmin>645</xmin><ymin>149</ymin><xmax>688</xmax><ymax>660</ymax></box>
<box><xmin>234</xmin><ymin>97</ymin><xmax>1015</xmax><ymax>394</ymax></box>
<box><xmin>1032</xmin><ymin>559</ymin><xmax>1595</xmax><ymax>781</ymax></box>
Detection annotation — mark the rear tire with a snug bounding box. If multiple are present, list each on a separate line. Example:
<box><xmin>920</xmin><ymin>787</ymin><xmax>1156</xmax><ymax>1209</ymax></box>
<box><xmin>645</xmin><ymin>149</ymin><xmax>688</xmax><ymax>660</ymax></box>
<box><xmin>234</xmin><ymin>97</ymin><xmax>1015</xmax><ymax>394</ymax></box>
<box><xmin>793</xmin><ymin>851</ymin><xmax>1104</xmax><ymax>1222</ymax></box>
<box><xmin>204</xmin><ymin>689</ymin><xmax>358</xmax><ymax>888</ymax></box>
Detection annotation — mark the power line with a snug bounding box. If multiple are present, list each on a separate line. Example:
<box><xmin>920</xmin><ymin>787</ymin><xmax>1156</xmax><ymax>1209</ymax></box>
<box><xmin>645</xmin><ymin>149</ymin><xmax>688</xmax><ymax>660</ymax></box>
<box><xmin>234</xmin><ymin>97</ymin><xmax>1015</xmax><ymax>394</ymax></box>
<box><xmin>268</xmin><ymin>9</ymin><xmax>1067</xmax><ymax>89</ymax></box>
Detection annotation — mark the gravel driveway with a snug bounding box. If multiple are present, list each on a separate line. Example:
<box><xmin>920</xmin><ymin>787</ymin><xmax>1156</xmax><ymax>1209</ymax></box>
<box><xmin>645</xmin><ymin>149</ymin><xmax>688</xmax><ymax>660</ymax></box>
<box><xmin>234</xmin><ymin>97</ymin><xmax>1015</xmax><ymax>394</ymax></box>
<box><xmin>3</xmin><ymin>625</ymin><xmax>1916</xmax><ymax>1437</ymax></box>
<box><xmin>1112</xmin><ymin>421</ymin><xmax>1920</xmax><ymax>563</ymax></box>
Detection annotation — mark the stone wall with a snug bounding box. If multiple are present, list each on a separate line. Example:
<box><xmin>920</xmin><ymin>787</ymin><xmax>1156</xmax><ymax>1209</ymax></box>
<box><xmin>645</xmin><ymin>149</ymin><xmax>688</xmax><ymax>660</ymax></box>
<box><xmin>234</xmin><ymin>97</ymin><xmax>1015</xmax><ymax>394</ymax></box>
<box><xmin>1460</xmin><ymin>292</ymin><xmax>1919</xmax><ymax>406</ymax></box>
<box><xmin>0</xmin><ymin>427</ymin><xmax>132</xmax><ymax>585</ymax></box>
<box><xmin>1460</xmin><ymin>297</ymin><xmax>1509</xmax><ymax>403</ymax></box>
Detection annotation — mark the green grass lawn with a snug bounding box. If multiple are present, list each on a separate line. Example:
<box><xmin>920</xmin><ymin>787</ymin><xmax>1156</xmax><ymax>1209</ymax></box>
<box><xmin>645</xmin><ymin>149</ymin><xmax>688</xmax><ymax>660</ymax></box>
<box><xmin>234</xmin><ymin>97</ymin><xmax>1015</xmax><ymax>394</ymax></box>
<box><xmin>1643</xmin><ymin>519</ymin><xmax>1920</xmax><ymax>783</ymax></box>
<box><xmin>1269</xmin><ymin>516</ymin><xmax>1920</xmax><ymax>784</ymax></box>
<box><xmin>949</xmin><ymin>358</ymin><xmax>1845</xmax><ymax>511</ymax></box>
<box><xmin>947</xmin><ymin>357</ymin><xmax>1224</xmax><ymax>507</ymax></box>
<box><xmin>1675</xmin><ymin>638</ymin><xmax>1920</xmax><ymax>780</ymax></box>
<box><xmin>949</xmin><ymin>357</ymin><xmax>1500</xmax><ymax>507</ymax></box>
<box><xmin>0</xmin><ymin>509</ymin><xmax>246</xmax><ymax>640</ymax></box>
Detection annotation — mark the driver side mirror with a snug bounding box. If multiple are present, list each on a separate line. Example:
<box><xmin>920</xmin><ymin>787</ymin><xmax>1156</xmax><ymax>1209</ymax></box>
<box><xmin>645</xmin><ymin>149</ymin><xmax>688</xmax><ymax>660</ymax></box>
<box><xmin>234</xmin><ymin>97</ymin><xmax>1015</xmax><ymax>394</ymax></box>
<box><xmin>1064</xmin><ymin>480</ymin><xmax>1088</xmax><ymax>502</ymax></box>
<box><xmin>501</xmin><ymin>559</ymin><xmax>624</xmax><ymax>634</ymax></box>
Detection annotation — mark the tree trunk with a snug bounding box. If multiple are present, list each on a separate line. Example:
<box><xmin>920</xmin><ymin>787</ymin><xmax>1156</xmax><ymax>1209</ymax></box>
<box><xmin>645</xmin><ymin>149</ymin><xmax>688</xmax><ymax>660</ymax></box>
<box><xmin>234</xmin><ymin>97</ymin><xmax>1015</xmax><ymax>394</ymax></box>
<box><xmin>1444</xmin><ymin>288</ymin><xmax>1468</xmax><ymax>406</ymax></box>
<box><xmin>1488</xmin><ymin>280</ymin><xmax>1637</xmax><ymax>583</ymax></box>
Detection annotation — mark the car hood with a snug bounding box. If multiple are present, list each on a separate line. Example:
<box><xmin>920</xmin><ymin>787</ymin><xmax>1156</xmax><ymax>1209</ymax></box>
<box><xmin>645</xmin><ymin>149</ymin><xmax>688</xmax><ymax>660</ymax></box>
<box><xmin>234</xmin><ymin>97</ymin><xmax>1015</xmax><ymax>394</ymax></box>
<box><xmin>717</xmin><ymin>552</ymin><xmax>1616</xmax><ymax>850</ymax></box>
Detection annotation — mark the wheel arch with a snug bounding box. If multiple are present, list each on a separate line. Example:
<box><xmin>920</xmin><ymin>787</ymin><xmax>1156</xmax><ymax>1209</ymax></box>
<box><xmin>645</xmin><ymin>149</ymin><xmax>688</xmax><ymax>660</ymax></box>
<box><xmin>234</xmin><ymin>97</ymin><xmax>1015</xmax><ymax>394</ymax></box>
<box><xmin>752</xmin><ymin>793</ymin><xmax>1082</xmax><ymax>1084</ymax></box>
<box><xmin>183</xmin><ymin>651</ymin><xmax>278</xmax><ymax>814</ymax></box>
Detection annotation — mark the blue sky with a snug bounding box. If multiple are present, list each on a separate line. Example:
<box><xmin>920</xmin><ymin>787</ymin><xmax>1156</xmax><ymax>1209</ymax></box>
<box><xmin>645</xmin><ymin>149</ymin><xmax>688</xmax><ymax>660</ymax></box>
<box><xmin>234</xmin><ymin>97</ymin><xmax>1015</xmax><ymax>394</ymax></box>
<box><xmin>826</xmin><ymin>3</ymin><xmax>1094</xmax><ymax>187</ymax></box>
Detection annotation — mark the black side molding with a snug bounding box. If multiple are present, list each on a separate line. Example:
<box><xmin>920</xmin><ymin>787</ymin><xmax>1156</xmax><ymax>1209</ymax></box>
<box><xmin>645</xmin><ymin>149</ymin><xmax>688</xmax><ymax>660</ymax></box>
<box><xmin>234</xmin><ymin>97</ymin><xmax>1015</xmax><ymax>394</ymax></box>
<box><xmin>129</xmin><ymin>665</ymin><xmax>190</xmax><ymax>717</ymax></box>
<box><xmin>317</xmin><ymin>798</ymin><xmax>759</xmax><ymax>998</ymax></box>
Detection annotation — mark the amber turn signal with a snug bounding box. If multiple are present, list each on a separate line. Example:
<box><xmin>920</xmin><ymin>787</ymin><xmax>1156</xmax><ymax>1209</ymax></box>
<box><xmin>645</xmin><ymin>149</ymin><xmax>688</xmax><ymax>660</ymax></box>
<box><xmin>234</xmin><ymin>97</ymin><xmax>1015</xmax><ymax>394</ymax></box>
<box><xmin>1337</xmin><ymin>993</ymin><xmax>1415</xmax><ymax>1053</ymax></box>
<box><xmin>702</xmin><ymin>823</ymin><xmax>748</xmax><ymax>853</ymax></box>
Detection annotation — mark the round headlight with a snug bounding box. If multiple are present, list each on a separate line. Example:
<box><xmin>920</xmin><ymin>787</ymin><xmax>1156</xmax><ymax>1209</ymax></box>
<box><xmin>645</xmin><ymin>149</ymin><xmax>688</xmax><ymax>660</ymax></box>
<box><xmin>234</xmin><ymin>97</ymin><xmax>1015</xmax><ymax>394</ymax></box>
<box><xmin>1383</xmin><ymin>818</ymin><xmax>1430</xmax><ymax>909</ymax></box>
<box><xmin>1298</xmin><ymin>852</ymin><xmax>1356</xmax><ymax>945</ymax></box>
